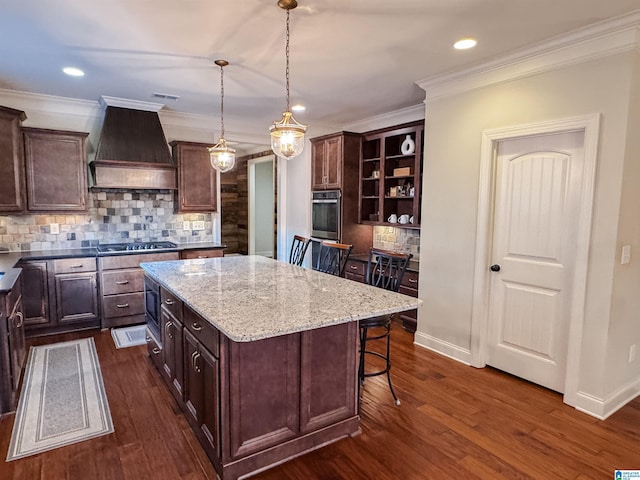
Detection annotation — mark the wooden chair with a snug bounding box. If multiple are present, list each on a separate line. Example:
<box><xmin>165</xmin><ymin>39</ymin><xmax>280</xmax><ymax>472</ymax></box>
<box><xmin>289</xmin><ymin>235</ymin><xmax>311</xmax><ymax>266</ymax></box>
<box><xmin>314</xmin><ymin>241</ymin><xmax>353</xmax><ymax>277</ymax></box>
<box><xmin>359</xmin><ymin>248</ymin><xmax>413</xmax><ymax>405</ymax></box>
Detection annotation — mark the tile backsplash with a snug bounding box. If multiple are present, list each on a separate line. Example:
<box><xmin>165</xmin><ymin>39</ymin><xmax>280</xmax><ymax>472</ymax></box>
<box><xmin>373</xmin><ymin>226</ymin><xmax>420</xmax><ymax>260</ymax></box>
<box><xmin>0</xmin><ymin>191</ymin><xmax>215</xmax><ymax>252</ymax></box>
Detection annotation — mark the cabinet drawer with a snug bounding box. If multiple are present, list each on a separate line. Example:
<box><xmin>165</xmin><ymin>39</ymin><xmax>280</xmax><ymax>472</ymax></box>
<box><xmin>401</xmin><ymin>271</ymin><xmax>419</xmax><ymax>289</ymax></box>
<box><xmin>344</xmin><ymin>272</ymin><xmax>365</xmax><ymax>284</ymax></box>
<box><xmin>99</xmin><ymin>252</ymin><xmax>179</xmax><ymax>270</ymax></box>
<box><xmin>53</xmin><ymin>257</ymin><xmax>96</xmax><ymax>274</ymax></box>
<box><xmin>184</xmin><ymin>308</ymin><xmax>219</xmax><ymax>358</ymax></box>
<box><xmin>161</xmin><ymin>286</ymin><xmax>183</xmax><ymax>321</ymax></box>
<box><xmin>146</xmin><ymin>326</ymin><xmax>163</xmax><ymax>370</ymax></box>
<box><xmin>102</xmin><ymin>292</ymin><xmax>144</xmax><ymax>318</ymax></box>
<box><xmin>101</xmin><ymin>268</ymin><xmax>144</xmax><ymax>295</ymax></box>
<box><xmin>398</xmin><ymin>285</ymin><xmax>418</xmax><ymax>298</ymax></box>
<box><xmin>180</xmin><ymin>248</ymin><xmax>224</xmax><ymax>260</ymax></box>
<box><xmin>344</xmin><ymin>260</ymin><xmax>366</xmax><ymax>277</ymax></box>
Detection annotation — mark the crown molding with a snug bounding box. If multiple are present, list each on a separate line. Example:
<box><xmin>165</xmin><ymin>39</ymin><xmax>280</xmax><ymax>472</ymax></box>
<box><xmin>417</xmin><ymin>10</ymin><xmax>640</xmax><ymax>101</ymax></box>
<box><xmin>99</xmin><ymin>95</ymin><xmax>165</xmax><ymax>111</ymax></box>
<box><xmin>343</xmin><ymin>104</ymin><xmax>425</xmax><ymax>133</ymax></box>
<box><xmin>0</xmin><ymin>88</ymin><xmax>102</xmax><ymax>118</ymax></box>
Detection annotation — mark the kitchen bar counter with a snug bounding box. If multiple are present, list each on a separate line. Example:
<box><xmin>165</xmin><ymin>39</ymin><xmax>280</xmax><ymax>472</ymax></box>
<box><xmin>142</xmin><ymin>255</ymin><xmax>421</xmax><ymax>480</ymax></box>
<box><xmin>141</xmin><ymin>255</ymin><xmax>421</xmax><ymax>342</ymax></box>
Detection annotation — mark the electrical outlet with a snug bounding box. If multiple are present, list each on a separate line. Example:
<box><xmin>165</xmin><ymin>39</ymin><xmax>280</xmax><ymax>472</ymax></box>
<box><xmin>621</xmin><ymin>245</ymin><xmax>631</xmax><ymax>265</ymax></box>
<box><xmin>193</xmin><ymin>221</ymin><xmax>205</xmax><ymax>231</ymax></box>
<box><xmin>183</xmin><ymin>221</ymin><xmax>191</xmax><ymax>231</ymax></box>
<box><xmin>50</xmin><ymin>223</ymin><xmax>60</xmax><ymax>234</ymax></box>
<box><xmin>629</xmin><ymin>344</ymin><xmax>637</xmax><ymax>363</ymax></box>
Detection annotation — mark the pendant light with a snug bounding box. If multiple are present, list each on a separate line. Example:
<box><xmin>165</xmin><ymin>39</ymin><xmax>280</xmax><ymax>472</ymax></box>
<box><xmin>210</xmin><ymin>59</ymin><xmax>236</xmax><ymax>173</ymax></box>
<box><xmin>269</xmin><ymin>0</ymin><xmax>307</xmax><ymax>159</ymax></box>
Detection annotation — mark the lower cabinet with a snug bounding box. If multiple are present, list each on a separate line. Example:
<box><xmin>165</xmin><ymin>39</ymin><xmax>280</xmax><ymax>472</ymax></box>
<box><xmin>1</xmin><ymin>272</ymin><xmax>26</xmax><ymax>414</ymax></box>
<box><xmin>183</xmin><ymin>329</ymin><xmax>219</xmax><ymax>457</ymax></box>
<box><xmin>344</xmin><ymin>257</ymin><xmax>419</xmax><ymax>332</ymax></box>
<box><xmin>20</xmin><ymin>257</ymin><xmax>99</xmax><ymax>337</ymax></box>
<box><xmin>146</xmin><ymin>281</ymin><xmax>359</xmax><ymax>480</ymax></box>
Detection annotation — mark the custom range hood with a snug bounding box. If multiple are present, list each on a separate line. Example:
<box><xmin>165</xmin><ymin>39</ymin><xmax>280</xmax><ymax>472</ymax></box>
<box><xmin>89</xmin><ymin>97</ymin><xmax>176</xmax><ymax>189</ymax></box>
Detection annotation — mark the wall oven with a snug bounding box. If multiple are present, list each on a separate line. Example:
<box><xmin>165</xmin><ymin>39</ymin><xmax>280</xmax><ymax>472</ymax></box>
<box><xmin>311</xmin><ymin>190</ymin><xmax>341</xmax><ymax>240</ymax></box>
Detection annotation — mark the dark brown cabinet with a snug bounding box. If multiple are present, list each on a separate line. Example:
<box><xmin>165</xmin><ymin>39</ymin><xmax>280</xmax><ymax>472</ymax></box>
<box><xmin>179</xmin><ymin>248</ymin><xmax>224</xmax><ymax>260</ymax></box>
<box><xmin>183</xmin><ymin>328</ymin><xmax>220</xmax><ymax>459</ymax></box>
<box><xmin>171</xmin><ymin>141</ymin><xmax>218</xmax><ymax>213</ymax></box>
<box><xmin>311</xmin><ymin>134</ymin><xmax>343</xmax><ymax>190</ymax></box>
<box><xmin>21</xmin><ymin>257</ymin><xmax>99</xmax><ymax>337</ymax></box>
<box><xmin>1</xmin><ymin>273</ymin><xmax>26</xmax><ymax>414</ymax></box>
<box><xmin>359</xmin><ymin>121</ymin><xmax>423</xmax><ymax>227</ymax></box>
<box><xmin>20</xmin><ymin>260</ymin><xmax>49</xmax><ymax>327</ymax></box>
<box><xmin>344</xmin><ymin>257</ymin><xmax>419</xmax><ymax>332</ymax></box>
<box><xmin>160</xmin><ymin>287</ymin><xmax>184</xmax><ymax>402</ymax></box>
<box><xmin>0</xmin><ymin>106</ymin><xmax>27</xmax><ymax>213</ymax></box>
<box><xmin>23</xmin><ymin>128</ymin><xmax>89</xmax><ymax>212</ymax></box>
<box><xmin>310</xmin><ymin>132</ymin><xmax>372</xmax><ymax>254</ymax></box>
<box><xmin>99</xmin><ymin>252</ymin><xmax>178</xmax><ymax>328</ymax></box>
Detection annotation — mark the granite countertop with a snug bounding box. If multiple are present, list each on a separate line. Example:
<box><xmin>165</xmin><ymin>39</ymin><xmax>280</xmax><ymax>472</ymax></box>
<box><xmin>0</xmin><ymin>242</ymin><xmax>226</xmax><ymax>293</ymax></box>
<box><xmin>141</xmin><ymin>255</ymin><xmax>422</xmax><ymax>343</ymax></box>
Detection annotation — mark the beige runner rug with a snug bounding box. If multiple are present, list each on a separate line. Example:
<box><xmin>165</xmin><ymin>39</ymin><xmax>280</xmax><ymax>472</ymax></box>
<box><xmin>6</xmin><ymin>337</ymin><xmax>114</xmax><ymax>461</ymax></box>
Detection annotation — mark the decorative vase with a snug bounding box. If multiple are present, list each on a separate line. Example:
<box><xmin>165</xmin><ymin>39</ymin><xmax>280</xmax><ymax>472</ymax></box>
<box><xmin>400</xmin><ymin>135</ymin><xmax>415</xmax><ymax>155</ymax></box>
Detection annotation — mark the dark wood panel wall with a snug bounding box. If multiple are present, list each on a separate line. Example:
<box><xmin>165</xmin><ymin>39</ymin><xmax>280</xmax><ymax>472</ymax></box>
<box><xmin>221</xmin><ymin>150</ymin><xmax>276</xmax><ymax>257</ymax></box>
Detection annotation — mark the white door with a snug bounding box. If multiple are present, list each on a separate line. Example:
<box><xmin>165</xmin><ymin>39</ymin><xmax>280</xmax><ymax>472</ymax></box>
<box><xmin>486</xmin><ymin>130</ymin><xmax>584</xmax><ymax>393</ymax></box>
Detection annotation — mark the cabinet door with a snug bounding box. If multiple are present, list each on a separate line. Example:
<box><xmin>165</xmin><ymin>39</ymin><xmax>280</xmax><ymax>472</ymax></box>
<box><xmin>311</xmin><ymin>140</ymin><xmax>326</xmax><ymax>190</ymax></box>
<box><xmin>323</xmin><ymin>136</ymin><xmax>342</xmax><ymax>189</ymax></box>
<box><xmin>20</xmin><ymin>261</ymin><xmax>49</xmax><ymax>327</ymax></box>
<box><xmin>0</xmin><ymin>106</ymin><xmax>26</xmax><ymax>213</ymax></box>
<box><xmin>54</xmin><ymin>272</ymin><xmax>99</xmax><ymax>324</ymax></box>
<box><xmin>183</xmin><ymin>329</ymin><xmax>220</xmax><ymax>457</ymax></box>
<box><xmin>172</xmin><ymin>141</ymin><xmax>218</xmax><ymax>213</ymax></box>
<box><xmin>23</xmin><ymin>128</ymin><xmax>88</xmax><ymax>212</ymax></box>
<box><xmin>161</xmin><ymin>308</ymin><xmax>184</xmax><ymax>400</ymax></box>
<box><xmin>8</xmin><ymin>298</ymin><xmax>26</xmax><ymax>391</ymax></box>
<box><xmin>300</xmin><ymin>322</ymin><xmax>358</xmax><ymax>433</ymax></box>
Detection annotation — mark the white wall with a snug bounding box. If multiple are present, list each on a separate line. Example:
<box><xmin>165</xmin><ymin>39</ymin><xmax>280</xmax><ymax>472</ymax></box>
<box><xmin>416</xmin><ymin>50</ymin><xmax>639</xmax><ymax>417</ymax></box>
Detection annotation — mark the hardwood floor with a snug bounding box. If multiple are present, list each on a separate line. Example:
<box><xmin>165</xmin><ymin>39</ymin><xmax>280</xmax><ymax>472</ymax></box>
<box><xmin>1</xmin><ymin>324</ymin><xmax>639</xmax><ymax>479</ymax></box>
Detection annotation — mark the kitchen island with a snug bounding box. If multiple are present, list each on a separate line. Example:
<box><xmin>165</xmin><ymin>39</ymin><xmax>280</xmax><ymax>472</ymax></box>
<box><xmin>141</xmin><ymin>255</ymin><xmax>421</xmax><ymax>480</ymax></box>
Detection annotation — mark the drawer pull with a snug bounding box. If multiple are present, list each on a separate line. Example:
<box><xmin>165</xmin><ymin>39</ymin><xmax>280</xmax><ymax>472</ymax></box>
<box><xmin>192</xmin><ymin>322</ymin><xmax>203</xmax><ymax>331</ymax></box>
<box><xmin>165</xmin><ymin>299</ymin><xmax>175</xmax><ymax>305</ymax></box>
<box><xmin>197</xmin><ymin>255</ymin><xmax>206</xmax><ymax>259</ymax></box>
<box><xmin>16</xmin><ymin>312</ymin><xmax>24</xmax><ymax>328</ymax></box>
<box><xmin>116</xmin><ymin>280</ymin><xmax>129</xmax><ymax>285</ymax></box>
<box><xmin>350</xmin><ymin>265</ymin><xmax>358</xmax><ymax>270</ymax></box>
<box><xmin>70</xmin><ymin>264</ymin><xmax>84</xmax><ymax>268</ymax></box>
<box><xmin>152</xmin><ymin>347</ymin><xmax>161</xmax><ymax>355</ymax></box>
<box><xmin>146</xmin><ymin>336</ymin><xmax>151</xmax><ymax>342</ymax></box>
<box><xmin>408</xmin><ymin>278</ymin><xmax>417</xmax><ymax>284</ymax></box>
<box><xmin>116</xmin><ymin>303</ymin><xmax>129</xmax><ymax>308</ymax></box>
<box><xmin>165</xmin><ymin>321</ymin><xmax>174</xmax><ymax>339</ymax></box>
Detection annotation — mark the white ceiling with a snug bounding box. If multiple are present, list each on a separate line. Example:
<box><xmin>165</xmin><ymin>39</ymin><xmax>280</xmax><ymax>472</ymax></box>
<box><xmin>1</xmin><ymin>0</ymin><xmax>639</xmax><ymax>143</ymax></box>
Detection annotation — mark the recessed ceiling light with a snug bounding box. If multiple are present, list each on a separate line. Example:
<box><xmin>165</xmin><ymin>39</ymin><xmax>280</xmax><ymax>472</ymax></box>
<box><xmin>291</xmin><ymin>104</ymin><xmax>306</xmax><ymax>112</ymax></box>
<box><xmin>453</xmin><ymin>38</ymin><xmax>477</xmax><ymax>50</ymax></box>
<box><xmin>63</xmin><ymin>67</ymin><xmax>85</xmax><ymax>77</ymax></box>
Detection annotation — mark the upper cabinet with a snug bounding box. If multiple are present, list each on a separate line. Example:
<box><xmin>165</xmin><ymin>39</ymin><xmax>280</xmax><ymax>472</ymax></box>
<box><xmin>358</xmin><ymin>121</ymin><xmax>423</xmax><ymax>228</ymax></box>
<box><xmin>171</xmin><ymin>141</ymin><xmax>218</xmax><ymax>213</ymax></box>
<box><xmin>23</xmin><ymin>128</ymin><xmax>89</xmax><ymax>212</ymax></box>
<box><xmin>310</xmin><ymin>133</ymin><xmax>360</xmax><ymax>191</ymax></box>
<box><xmin>0</xmin><ymin>106</ymin><xmax>27</xmax><ymax>213</ymax></box>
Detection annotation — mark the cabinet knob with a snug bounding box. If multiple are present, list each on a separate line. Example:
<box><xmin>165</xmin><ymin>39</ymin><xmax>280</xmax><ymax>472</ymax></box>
<box><xmin>192</xmin><ymin>322</ymin><xmax>203</xmax><ymax>331</ymax></box>
<box><xmin>165</xmin><ymin>299</ymin><xmax>175</xmax><ymax>305</ymax></box>
<box><xmin>152</xmin><ymin>347</ymin><xmax>161</xmax><ymax>355</ymax></box>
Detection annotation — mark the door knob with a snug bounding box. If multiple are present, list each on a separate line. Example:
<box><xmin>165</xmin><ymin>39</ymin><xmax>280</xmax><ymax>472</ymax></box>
<box><xmin>490</xmin><ymin>264</ymin><xmax>501</xmax><ymax>272</ymax></box>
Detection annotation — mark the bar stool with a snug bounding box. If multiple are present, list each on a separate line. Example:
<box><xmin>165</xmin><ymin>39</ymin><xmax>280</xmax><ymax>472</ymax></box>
<box><xmin>314</xmin><ymin>241</ymin><xmax>353</xmax><ymax>277</ymax></box>
<box><xmin>289</xmin><ymin>235</ymin><xmax>311</xmax><ymax>266</ymax></box>
<box><xmin>359</xmin><ymin>248</ymin><xmax>412</xmax><ymax>405</ymax></box>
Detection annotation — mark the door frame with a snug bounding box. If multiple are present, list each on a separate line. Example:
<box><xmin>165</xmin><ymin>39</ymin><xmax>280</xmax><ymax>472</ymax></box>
<box><xmin>470</xmin><ymin>114</ymin><xmax>600</xmax><ymax>407</ymax></box>
<box><xmin>248</xmin><ymin>154</ymin><xmax>276</xmax><ymax>257</ymax></box>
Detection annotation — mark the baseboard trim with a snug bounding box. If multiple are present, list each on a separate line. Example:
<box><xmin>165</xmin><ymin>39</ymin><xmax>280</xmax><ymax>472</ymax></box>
<box><xmin>413</xmin><ymin>331</ymin><xmax>472</xmax><ymax>366</ymax></box>
<box><xmin>570</xmin><ymin>377</ymin><xmax>640</xmax><ymax>420</ymax></box>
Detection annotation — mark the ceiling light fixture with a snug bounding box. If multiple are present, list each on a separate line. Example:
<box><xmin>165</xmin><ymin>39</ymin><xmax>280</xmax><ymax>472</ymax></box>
<box><xmin>269</xmin><ymin>0</ymin><xmax>307</xmax><ymax>159</ymax></box>
<box><xmin>209</xmin><ymin>59</ymin><xmax>236</xmax><ymax>173</ymax></box>
<box><xmin>62</xmin><ymin>67</ymin><xmax>85</xmax><ymax>77</ymax></box>
<box><xmin>291</xmin><ymin>103</ymin><xmax>306</xmax><ymax>112</ymax></box>
<box><xmin>453</xmin><ymin>38</ymin><xmax>477</xmax><ymax>50</ymax></box>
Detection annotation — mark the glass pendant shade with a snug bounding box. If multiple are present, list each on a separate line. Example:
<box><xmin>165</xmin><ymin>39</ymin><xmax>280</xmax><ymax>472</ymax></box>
<box><xmin>209</xmin><ymin>138</ymin><xmax>236</xmax><ymax>173</ymax></box>
<box><xmin>270</xmin><ymin>111</ymin><xmax>307</xmax><ymax>159</ymax></box>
